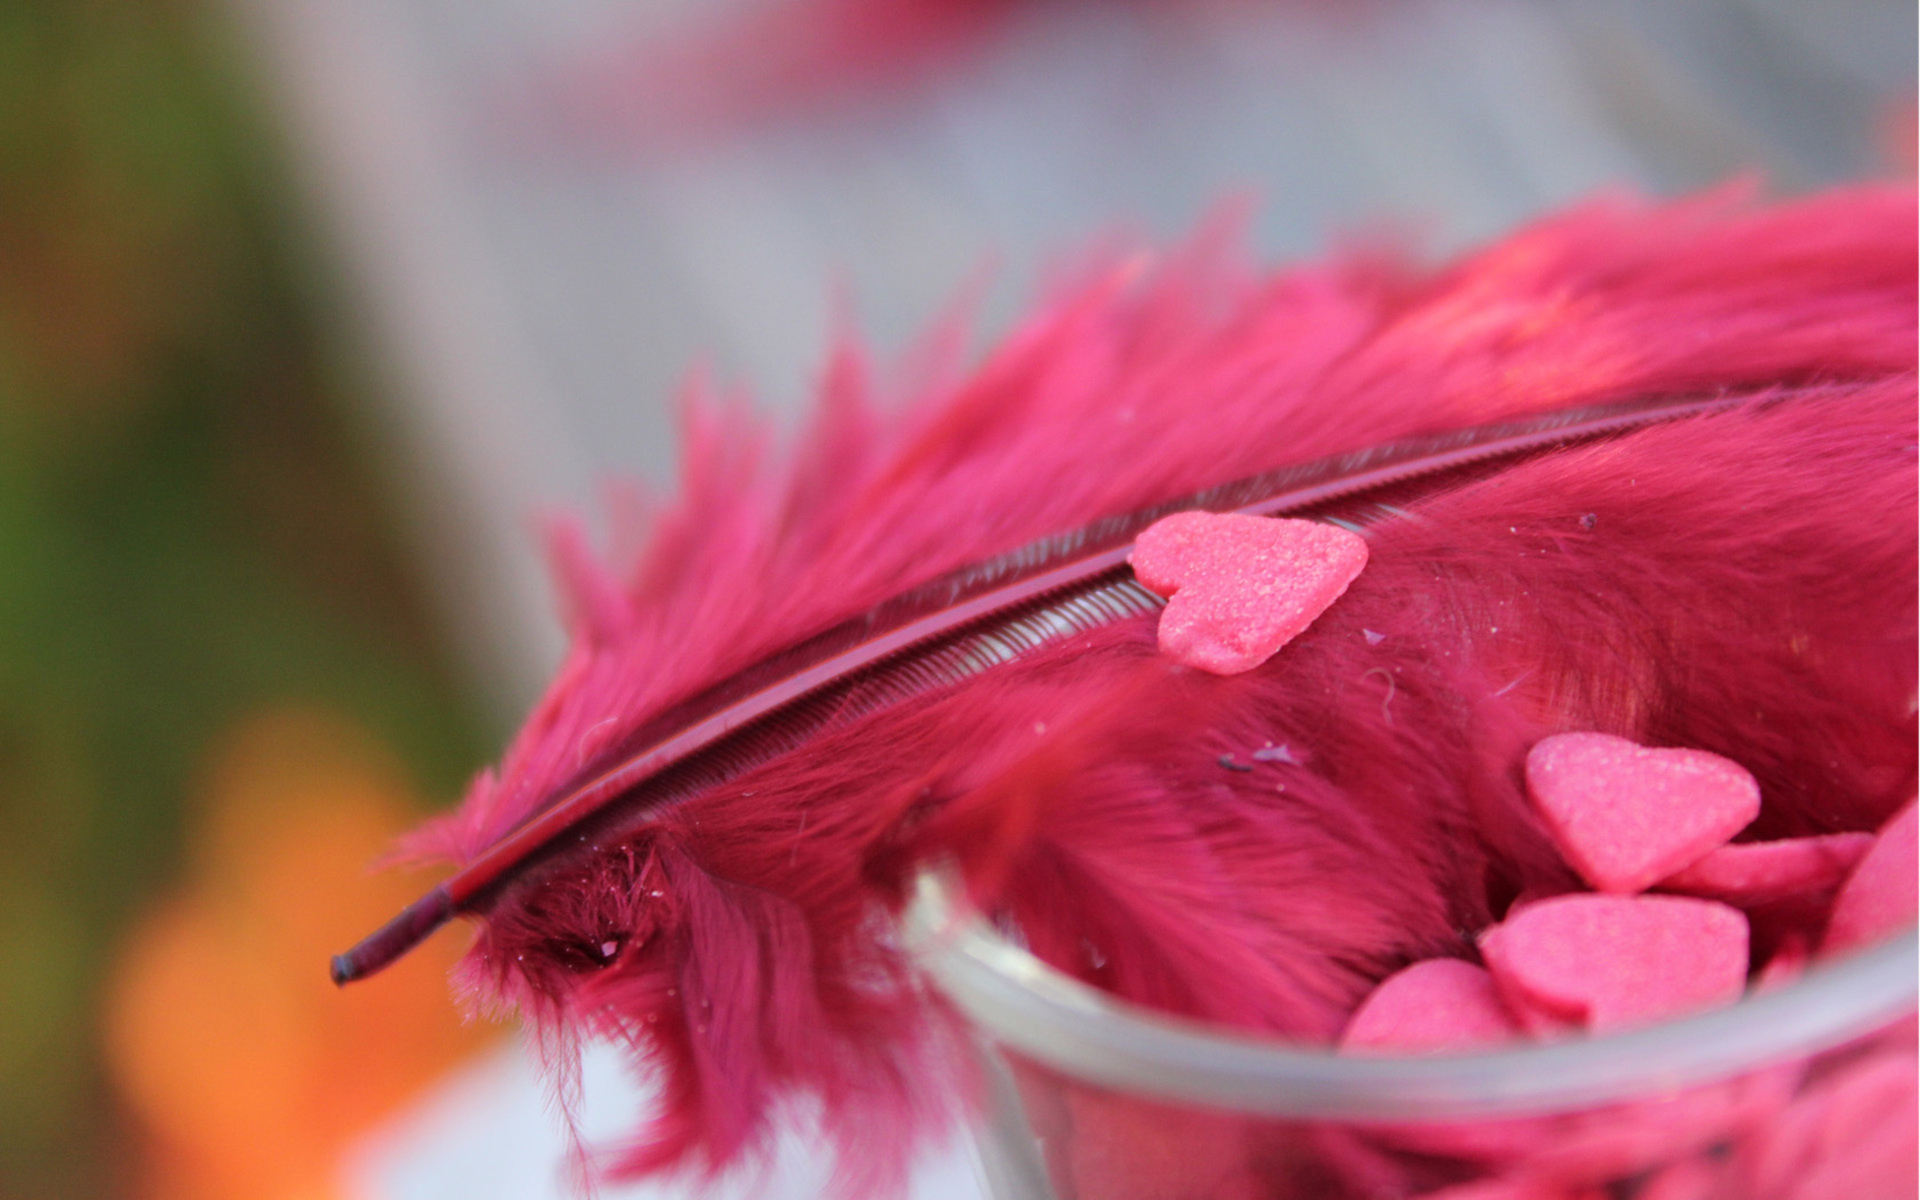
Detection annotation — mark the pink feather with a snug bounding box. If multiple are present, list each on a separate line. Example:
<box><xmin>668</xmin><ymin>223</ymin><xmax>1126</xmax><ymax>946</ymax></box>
<box><xmin>382</xmin><ymin>186</ymin><xmax>1914</xmax><ymax>1193</ymax></box>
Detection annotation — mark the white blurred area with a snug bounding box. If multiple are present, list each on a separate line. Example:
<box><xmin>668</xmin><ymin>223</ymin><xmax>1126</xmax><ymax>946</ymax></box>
<box><xmin>343</xmin><ymin>1038</ymin><xmax>989</xmax><ymax>1199</ymax></box>
<box><xmin>218</xmin><ymin>0</ymin><xmax>1912</xmax><ymax>1195</ymax></box>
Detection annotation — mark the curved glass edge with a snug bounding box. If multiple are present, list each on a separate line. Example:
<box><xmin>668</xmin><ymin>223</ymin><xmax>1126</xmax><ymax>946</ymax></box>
<box><xmin>903</xmin><ymin>868</ymin><xmax>1920</xmax><ymax>1121</ymax></box>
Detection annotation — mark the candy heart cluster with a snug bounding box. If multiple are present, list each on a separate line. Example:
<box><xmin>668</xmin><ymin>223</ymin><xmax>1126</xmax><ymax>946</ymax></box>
<box><xmin>1334</xmin><ymin>731</ymin><xmax>1917</xmax><ymax>1200</ymax></box>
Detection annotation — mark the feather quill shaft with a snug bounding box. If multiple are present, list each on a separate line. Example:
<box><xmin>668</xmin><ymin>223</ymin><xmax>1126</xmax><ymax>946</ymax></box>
<box><xmin>334</xmin><ymin>391</ymin><xmax>1750</xmax><ymax>984</ymax></box>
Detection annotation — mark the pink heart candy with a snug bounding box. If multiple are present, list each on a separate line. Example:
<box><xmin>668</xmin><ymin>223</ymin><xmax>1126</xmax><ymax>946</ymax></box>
<box><xmin>1523</xmin><ymin>1066</ymin><xmax>1797</xmax><ymax>1187</ymax></box>
<box><xmin>1476</xmin><ymin>922</ymin><xmax>1584</xmax><ymax>1040</ymax></box>
<box><xmin>1657</xmin><ymin>832</ymin><xmax>1873</xmax><ymax>906</ymax></box>
<box><xmin>1341</xmin><ymin>958</ymin><xmax>1521</xmax><ymax>1054</ymax></box>
<box><xmin>1739</xmin><ymin>1049</ymin><xmax>1918</xmax><ymax>1200</ymax></box>
<box><xmin>1478</xmin><ymin>894</ymin><xmax>1749</xmax><ymax>1034</ymax></box>
<box><xmin>1525</xmin><ymin>733</ymin><xmax>1761</xmax><ymax>894</ymax></box>
<box><xmin>1754</xmin><ymin>936</ymin><xmax>1810</xmax><ymax>993</ymax></box>
<box><xmin>1634</xmin><ymin>1157</ymin><xmax>1721</xmax><ymax>1200</ymax></box>
<box><xmin>1413</xmin><ymin>1179</ymin><xmax>1579</xmax><ymax>1200</ymax></box>
<box><xmin>1129</xmin><ymin>511</ymin><xmax>1368</xmax><ymax>675</ymax></box>
<box><xmin>1821</xmin><ymin>799</ymin><xmax>1917</xmax><ymax>957</ymax></box>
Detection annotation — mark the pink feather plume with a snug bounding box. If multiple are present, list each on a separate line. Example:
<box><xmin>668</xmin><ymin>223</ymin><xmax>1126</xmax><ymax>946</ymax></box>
<box><xmin>393</xmin><ymin>185</ymin><xmax>1915</xmax><ymax>1193</ymax></box>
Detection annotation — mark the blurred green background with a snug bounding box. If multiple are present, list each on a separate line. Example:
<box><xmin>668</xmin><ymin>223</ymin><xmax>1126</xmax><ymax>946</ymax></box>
<box><xmin>0</xmin><ymin>3</ymin><xmax>485</xmax><ymax>1195</ymax></box>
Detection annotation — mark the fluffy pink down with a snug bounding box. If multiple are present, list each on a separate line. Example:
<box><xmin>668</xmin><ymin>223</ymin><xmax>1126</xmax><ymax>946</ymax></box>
<box><xmin>397</xmin><ymin>187</ymin><xmax>1916</xmax><ymax>1196</ymax></box>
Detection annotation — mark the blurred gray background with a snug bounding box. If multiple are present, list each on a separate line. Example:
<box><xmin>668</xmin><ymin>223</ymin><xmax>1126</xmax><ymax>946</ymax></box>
<box><xmin>229</xmin><ymin>0</ymin><xmax>1916</xmax><ymax>722</ymax></box>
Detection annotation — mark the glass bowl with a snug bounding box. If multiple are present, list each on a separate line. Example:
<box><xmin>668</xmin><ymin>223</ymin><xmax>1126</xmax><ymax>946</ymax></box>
<box><xmin>903</xmin><ymin>869</ymin><xmax>1919</xmax><ymax>1200</ymax></box>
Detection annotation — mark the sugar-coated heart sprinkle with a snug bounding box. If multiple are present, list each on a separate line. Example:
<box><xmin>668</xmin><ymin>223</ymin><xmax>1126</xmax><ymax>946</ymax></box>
<box><xmin>1821</xmin><ymin>799</ymin><xmax>1917</xmax><ymax>957</ymax></box>
<box><xmin>1754</xmin><ymin>935</ymin><xmax>1810</xmax><ymax>993</ymax></box>
<box><xmin>1527</xmin><ymin>1066</ymin><xmax>1798</xmax><ymax>1186</ymax></box>
<box><xmin>1474</xmin><ymin>925</ymin><xmax>1583</xmax><ymax>1039</ymax></box>
<box><xmin>1657</xmin><ymin>833</ymin><xmax>1873</xmax><ymax>906</ymax></box>
<box><xmin>1740</xmin><ymin>1049</ymin><xmax>1918</xmax><ymax>1200</ymax></box>
<box><xmin>1416</xmin><ymin>1178</ymin><xmax>1600</xmax><ymax>1200</ymax></box>
<box><xmin>1383</xmin><ymin>1062</ymin><xmax>1800</xmax><ymax>1184</ymax></box>
<box><xmin>1340</xmin><ymin>958</ymin><xmax>1521</xmax><ymax>1054</ymax></box>
<box><xmin>1525</xmin><ymin>733</ymin><xmax>1761</xmax><ymax>894</ymax></box>
<box><xmin>1128</xmin><ymin>511</ymin><xmax>1368</xmax><ymax>675</ymax></box>
<box><xmin>1634</xmin><ymin>1157</ymin><xmax>1720</xmax><ymax>1200</ymax></box>
<box><xmin>1478</xmin><ymin>894</ymin><xmax>1749</xmax><ymax>1034</ymax></box>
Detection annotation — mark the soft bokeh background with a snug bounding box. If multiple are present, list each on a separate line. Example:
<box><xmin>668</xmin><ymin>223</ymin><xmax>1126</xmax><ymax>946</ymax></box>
<box><xmin>1</xmin><ymin>5</ymin><xmax>488</xmax><ymax>1196</ymax></box>
<box><xmin>1</xmin><ymin>0</ymin><xmax>1911</xmax><ymax>1197</ymax></box>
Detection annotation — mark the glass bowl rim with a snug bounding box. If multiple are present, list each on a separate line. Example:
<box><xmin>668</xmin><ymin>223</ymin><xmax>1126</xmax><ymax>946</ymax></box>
<box><xmin>902</xmin><ymin>867</ymin><xmax>1919</xmax><ymax>1120</ymax></box>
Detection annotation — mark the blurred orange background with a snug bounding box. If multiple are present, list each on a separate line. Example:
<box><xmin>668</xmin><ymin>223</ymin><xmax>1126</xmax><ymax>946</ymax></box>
<box><xmin>104</xmin><ymin>710</ymin><xmax>492</xmax><ymax>1200</ymax></box>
